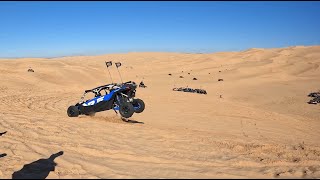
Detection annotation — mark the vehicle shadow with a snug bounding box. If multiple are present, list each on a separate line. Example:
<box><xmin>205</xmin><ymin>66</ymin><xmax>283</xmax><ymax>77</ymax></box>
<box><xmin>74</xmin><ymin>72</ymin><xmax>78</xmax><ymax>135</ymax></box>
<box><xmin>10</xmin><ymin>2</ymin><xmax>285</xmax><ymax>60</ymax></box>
<box><xmin>1</xmin><ymin>131</ymin><xmax>7</xmax><ymax>159</ymax></box>
<box><xmin>12</xmin><ymin>151</ymin><xmax>64</xmax><ymax>179</ymax></box>
<box><xmin>121</xmin><ymin>118</ymin><xmax>144</xmax><ymax>124</ymax></box>
<box><xmin>0</xmin><ymin>153</ymin><xmax>7</xmax><ymax>158</ymax></box>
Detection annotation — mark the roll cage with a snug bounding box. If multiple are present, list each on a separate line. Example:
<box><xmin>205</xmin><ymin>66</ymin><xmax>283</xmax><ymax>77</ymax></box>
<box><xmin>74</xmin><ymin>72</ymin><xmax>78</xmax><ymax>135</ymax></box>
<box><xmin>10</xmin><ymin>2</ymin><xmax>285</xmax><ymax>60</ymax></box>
<box><xmin>79</xmin><ymin>81</ymin><xmax>136</xmax><ymax>103</ymax></box>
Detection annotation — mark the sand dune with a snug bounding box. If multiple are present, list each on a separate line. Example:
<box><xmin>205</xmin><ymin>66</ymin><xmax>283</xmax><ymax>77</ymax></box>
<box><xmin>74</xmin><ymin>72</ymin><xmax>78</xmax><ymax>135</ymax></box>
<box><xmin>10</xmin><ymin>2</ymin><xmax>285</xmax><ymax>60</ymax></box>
<box><xmin>0</xmin><ymin>46</ymin><xmax>320</xmax><ymax>178</ymax></box>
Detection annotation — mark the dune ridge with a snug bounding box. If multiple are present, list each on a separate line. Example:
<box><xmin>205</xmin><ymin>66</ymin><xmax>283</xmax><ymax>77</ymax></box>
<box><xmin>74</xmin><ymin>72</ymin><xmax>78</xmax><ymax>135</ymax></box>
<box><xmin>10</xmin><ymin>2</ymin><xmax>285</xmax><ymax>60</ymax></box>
<box><xmin>0</xmin><ymin>45</ymin><xmax>320</xmax><ymax>178</ymax></box>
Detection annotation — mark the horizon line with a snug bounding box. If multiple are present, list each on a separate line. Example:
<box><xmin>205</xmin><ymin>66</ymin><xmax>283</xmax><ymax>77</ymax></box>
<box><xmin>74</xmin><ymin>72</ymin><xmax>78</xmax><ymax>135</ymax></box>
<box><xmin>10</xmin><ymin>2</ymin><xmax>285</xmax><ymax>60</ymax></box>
<box><xmin>0</xmin><ymin>45</ymin><xmax>319</xmax><ymax>60</ymax></box>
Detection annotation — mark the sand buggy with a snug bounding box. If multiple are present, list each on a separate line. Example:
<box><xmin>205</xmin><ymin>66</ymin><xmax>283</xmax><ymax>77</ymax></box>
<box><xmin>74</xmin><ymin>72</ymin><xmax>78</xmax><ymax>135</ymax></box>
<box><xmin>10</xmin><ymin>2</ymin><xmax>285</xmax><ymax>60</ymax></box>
<box><xmin>67</xmin><ymin>61</ymin><xmax>145</xmax><ymax>119</ymax></box>
<box><xmin>308</xmin><ymin>91</ymin><xmax>320</xmax><ymax>105</ymax></box>
<box><xmin>139</xmin><ymin>81</ymin><xmax>147</xmax><ymax>88</ymax></box>
<box><xmin>173</xmin><ymin>87</ymin><xmax>207</xmax><ymax>95</ymax></box>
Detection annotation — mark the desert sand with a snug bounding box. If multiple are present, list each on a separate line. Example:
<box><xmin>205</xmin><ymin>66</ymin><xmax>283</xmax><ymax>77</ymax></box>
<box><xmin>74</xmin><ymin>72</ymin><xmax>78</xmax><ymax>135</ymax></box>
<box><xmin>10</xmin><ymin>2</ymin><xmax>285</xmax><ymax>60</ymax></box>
<box><xmin>0</xmin><ymin>45</ymin><xmax>320</xmax><ymax>178</ymax></box>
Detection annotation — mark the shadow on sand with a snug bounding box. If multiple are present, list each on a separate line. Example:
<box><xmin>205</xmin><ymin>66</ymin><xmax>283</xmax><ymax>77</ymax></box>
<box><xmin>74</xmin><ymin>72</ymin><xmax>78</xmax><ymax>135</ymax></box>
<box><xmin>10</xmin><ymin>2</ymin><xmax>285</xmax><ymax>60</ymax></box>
<box><xmin>1</xmin><ymin>131</ymin><xmax>7</xmax><ymax>159</ymax></box>
<box><xmin>12</xmin><ymin>151</ymin><xmax>64</xmax><ymax>179</ymax></box>
<box><xmin>121</xmin><ymin>118</ymin><xmax>144</xmax><ymax>124</ymax></box>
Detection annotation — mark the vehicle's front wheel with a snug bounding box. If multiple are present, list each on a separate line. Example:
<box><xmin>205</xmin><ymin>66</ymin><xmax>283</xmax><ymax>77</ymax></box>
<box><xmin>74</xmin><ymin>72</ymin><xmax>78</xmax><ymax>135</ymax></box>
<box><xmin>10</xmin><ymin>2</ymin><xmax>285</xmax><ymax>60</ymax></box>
<box><xmin>132</xmin><ymin>98</ymin><xmax>145</xmax><ymax>113</ymax></box>
<box><xmin>119</xmin><ymin>102</ymin><xmax>134</xmax><ymax>118</ymax></box>
<box><xmin>67</xmin><ymin>106</ymin><xmax>79</xmax><ymax>117</ymax></box>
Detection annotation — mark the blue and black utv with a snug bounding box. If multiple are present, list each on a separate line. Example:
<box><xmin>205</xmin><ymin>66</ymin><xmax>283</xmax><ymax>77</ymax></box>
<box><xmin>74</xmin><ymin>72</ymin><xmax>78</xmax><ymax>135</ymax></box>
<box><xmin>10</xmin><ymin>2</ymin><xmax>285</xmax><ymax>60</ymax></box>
<box><xmin>67</xmin><ymin>81</ymin><xmax>145</xmax><ymax>118</ymax></box>
<box><xmin>67</xmin><ymin>61</ymin><xmax>145</xmax><ymax>118</ymax></box>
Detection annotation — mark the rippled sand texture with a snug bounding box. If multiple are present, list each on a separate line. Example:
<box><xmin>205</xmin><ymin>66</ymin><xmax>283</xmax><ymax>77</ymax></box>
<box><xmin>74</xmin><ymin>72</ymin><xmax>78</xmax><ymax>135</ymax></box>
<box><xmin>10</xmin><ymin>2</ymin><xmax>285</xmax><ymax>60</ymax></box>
<box><xmin>0</xmin><ymin>46</ymin><xmax>320</xmax><ymax>178</ymax></box>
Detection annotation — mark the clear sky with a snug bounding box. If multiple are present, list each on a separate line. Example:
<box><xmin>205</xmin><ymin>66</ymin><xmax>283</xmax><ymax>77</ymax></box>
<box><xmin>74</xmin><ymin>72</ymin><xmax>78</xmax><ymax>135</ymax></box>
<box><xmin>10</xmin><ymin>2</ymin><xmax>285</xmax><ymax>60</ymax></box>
<box><xmin>0</xmin><ymin>1</ymin><xmax>320</xmax><ymax>58</ymax></box>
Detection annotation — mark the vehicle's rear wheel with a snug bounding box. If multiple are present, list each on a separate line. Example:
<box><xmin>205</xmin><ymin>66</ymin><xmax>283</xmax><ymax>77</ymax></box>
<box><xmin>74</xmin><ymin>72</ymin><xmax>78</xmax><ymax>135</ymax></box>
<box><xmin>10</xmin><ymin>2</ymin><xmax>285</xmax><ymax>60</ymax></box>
<box><xmin>119</xmin><ymin>102</ymin><xmax>134</xmax><ymax>118</ymax></box>
<box><xmin>67</xmin><ymin>106</ymin><xmax>79</xmax><ymax>117</ymax></box>
<box><xmin>132</xmin><ymin>98</ymin><xmax>145</xmax><ymax>113</ymax></box>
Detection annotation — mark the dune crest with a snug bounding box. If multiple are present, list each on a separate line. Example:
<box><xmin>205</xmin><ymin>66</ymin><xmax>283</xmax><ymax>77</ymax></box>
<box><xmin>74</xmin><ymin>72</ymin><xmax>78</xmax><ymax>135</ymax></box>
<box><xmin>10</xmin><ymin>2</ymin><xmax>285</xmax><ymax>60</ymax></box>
<box><xmin>0</xmin><ymin>46</ymin><xmax>320</xmax><ymax>178</ymax></box>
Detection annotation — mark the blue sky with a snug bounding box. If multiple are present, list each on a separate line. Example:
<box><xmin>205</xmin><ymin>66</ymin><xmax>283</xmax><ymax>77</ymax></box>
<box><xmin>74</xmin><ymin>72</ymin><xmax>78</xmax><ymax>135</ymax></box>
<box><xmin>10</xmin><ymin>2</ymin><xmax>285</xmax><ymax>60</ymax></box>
<box><xmin>0</xmin><ymin>1</ymin><xmax>320</xmax><ymax>58</ymax></box>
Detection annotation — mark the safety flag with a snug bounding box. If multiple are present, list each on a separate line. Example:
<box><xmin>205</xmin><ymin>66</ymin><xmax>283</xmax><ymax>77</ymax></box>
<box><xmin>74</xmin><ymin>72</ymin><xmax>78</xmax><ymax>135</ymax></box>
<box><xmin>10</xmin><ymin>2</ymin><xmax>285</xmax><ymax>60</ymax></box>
<box><xmin>115</xmin><ymin>62</ymin><xmax>122</xmax><ymax>68</ymax></box>
<box><xmin>105</xmin><ymin>61</ymin><xmax>112</xmax><ymax>67</ymax></box>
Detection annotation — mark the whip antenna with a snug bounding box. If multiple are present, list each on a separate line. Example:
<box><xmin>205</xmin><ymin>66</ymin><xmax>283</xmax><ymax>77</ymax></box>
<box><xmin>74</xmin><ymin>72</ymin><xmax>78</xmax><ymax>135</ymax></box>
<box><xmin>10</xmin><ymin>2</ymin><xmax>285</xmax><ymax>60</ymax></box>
<box><xmin>115</xmin><ymin>62</ymin><xmax>123</xmax><ymax>83</ymax></box>
<box><xmin>105</xmin><ymin>61</ymin><xmax>113</xmax><ymax>84</ymax></box>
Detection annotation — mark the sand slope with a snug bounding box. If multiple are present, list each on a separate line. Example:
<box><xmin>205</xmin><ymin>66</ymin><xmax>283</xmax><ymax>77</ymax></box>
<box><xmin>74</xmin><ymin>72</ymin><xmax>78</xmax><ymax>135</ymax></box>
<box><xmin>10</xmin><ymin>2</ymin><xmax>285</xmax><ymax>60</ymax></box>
<box><xmin>0</xmin><ymin>46</ymin><xmax>320</xmax><ymax>178</ymax></box>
